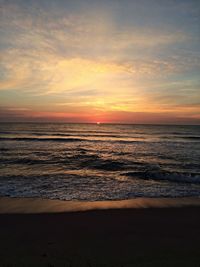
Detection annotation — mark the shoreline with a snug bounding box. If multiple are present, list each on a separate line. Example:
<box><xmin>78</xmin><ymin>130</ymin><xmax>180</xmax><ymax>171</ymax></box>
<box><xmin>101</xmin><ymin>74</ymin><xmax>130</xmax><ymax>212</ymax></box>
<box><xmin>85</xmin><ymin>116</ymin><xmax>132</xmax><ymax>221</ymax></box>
<box><xmin>0</xmin><ymin>196</ymin><xmax>200</xmax><ymax>214</ymax></box>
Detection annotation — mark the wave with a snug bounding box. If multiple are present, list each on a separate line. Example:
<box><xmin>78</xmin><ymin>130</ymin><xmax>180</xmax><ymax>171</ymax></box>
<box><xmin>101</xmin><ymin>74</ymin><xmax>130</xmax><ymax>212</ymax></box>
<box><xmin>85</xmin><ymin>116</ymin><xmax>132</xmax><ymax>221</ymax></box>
<box><xmin>82</xmin><ymin>159</ymin><xmax>126</xmax><ymax>171</ymax></box>
<box><xmin>0</xmin><ymin>147</ymin><xmax>9</xmax><ymax>152</ymax></box>
<box><xmin>1</xmin><ymin>158</ymin><xmax>55</xmax><ymax>165</ymax></box>
<box><xmin>0</xmin><ymin>131</ymin><xmax>131</xmax><ymax>138</ymax></box>
<box><xmin>0</xmin><ymin>137</ymin><xmax>146</xmax><ymax>144</ymax></box>
<box><xmin>182</xmin><ymin>136</ymin><xmax>200</xmax><ymax>140</ymax></box>
<box><xmin>0</xmin><ymin>129</ymin><xmax>121</xmax><ymax>135</ymax></box>
<box><xmin>161</xmin><ymin>135</ymin><xmax>200</xmax><ymax>140</ymax></box>
<box><xmin>0</xmin><ymin>153</ymin><xmax>128</xmax><ymax>171</ymax></box>
<box><xmin>124</xmin><ymin>170</ymin><xmax>200</xmax><ymax>184</ymax></box>
<box><xmin>1</xmin><ymin>136</ymin><xmax>197</xmax><ymax>146</ymax></box>
<box><xmin>0</xmin><ymin>137</ymin><xmax>84</xmax><ymax>142</ymax></box>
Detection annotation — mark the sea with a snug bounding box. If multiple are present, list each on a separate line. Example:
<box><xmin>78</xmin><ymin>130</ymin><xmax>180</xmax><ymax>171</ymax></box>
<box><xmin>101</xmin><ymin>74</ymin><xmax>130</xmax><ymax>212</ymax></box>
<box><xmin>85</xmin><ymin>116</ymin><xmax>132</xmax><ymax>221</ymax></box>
<box><xmin>0</xmin><ymin>123</ymin><xmax>200</xmax><ymax>201</ymax></box>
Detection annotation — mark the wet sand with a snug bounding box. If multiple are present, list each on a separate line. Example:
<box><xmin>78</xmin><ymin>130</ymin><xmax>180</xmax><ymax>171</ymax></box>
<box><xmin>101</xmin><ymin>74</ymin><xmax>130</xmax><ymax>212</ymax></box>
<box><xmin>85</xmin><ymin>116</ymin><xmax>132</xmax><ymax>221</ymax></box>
<box><xmin>0</xmin><ymin>197</ymin><xmax>200</xmax><ymax>266</ymax></box>
<box><xmin>0</xmin><ymin>196</ymin><xmax>200</xmax><ymax>213</ymax></box>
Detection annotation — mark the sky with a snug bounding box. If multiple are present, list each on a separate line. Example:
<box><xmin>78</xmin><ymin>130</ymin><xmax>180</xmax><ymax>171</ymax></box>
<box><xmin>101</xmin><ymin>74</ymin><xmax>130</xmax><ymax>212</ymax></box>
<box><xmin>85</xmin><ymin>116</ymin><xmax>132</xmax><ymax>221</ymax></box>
<box><xmin>0</xmin><ymin>0</ymin><xmax>200</xmax><ymax>124</ymax></box>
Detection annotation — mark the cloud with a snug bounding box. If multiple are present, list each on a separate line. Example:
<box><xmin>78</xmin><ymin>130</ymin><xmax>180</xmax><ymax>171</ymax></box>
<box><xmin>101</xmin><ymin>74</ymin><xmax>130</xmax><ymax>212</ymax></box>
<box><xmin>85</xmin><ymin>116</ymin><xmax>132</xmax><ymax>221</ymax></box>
<box><xmin>1</xmin><ymin>47</ymin><xmax>199</xmax><ymax>95</ymax></box>
<box><xmin>0</xmin><ymin>1</ymin><xmax>194</xmax><ymax>56</ymax></box>
<box><xmin>0</xmin><ymin>0</ymin><xmax>200</xmax><ymax>123</ymax></box>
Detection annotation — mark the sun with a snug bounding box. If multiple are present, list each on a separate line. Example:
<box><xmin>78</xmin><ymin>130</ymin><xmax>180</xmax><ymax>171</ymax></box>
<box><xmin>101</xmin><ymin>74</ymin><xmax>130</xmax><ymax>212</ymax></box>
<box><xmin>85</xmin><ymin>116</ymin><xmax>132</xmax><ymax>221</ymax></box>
<box><xmin>97</xmin><ymin>122</ymin><xmax>101</xmax><ymax>125</ymax></box>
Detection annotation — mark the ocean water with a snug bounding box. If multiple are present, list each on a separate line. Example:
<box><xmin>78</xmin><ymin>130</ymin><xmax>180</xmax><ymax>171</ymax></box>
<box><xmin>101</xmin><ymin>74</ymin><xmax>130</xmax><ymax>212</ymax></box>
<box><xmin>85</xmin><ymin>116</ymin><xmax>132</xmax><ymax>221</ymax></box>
<box><xmin>0</xmin><ymin>123</ymin><xmax>200</xmax><ymax>201</ymax></box>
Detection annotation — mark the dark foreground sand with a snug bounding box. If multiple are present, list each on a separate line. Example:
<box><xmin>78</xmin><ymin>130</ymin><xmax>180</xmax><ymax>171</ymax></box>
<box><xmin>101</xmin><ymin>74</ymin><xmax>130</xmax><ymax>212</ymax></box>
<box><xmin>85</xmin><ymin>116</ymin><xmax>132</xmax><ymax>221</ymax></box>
<box><xmin>0</xmin><ymin>197</ymin><xmax>200</xmax><ymax>267</ymax></box>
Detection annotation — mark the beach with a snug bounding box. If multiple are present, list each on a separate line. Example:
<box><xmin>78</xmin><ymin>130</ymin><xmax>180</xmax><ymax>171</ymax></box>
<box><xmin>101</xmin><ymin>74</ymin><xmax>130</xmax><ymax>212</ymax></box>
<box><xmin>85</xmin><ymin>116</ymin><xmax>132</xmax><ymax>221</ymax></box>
<box><xmin>0</xmin><ymin>197</ymin><xmax>200</xmax><ymax>267</ymax></box>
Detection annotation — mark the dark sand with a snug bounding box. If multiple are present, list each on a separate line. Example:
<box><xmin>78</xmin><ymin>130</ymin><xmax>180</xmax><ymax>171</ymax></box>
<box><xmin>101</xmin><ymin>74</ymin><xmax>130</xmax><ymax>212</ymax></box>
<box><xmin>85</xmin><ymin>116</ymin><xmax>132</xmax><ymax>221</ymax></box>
<box><xmin>0</xmin><ymin>198</ymin><xmax>200</xmax><ymax>267</ymax></box>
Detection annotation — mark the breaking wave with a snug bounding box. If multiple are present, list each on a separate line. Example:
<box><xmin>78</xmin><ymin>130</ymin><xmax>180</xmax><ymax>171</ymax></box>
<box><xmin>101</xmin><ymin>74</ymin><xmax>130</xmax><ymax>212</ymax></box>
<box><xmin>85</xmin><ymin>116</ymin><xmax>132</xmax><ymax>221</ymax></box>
<box><xmin>124</xmin><ymin>170</ymin><xmax>200</xmax><ymax>184</ymax></box>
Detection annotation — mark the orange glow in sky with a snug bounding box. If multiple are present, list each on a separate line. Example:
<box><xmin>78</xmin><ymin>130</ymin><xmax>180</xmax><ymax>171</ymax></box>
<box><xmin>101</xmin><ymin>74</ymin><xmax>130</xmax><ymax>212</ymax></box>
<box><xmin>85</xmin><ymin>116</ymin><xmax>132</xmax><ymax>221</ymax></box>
<box><xmin>0</xmin><ymin>0</ymin><xmax>200</xmax><ymax>124</ymax></box>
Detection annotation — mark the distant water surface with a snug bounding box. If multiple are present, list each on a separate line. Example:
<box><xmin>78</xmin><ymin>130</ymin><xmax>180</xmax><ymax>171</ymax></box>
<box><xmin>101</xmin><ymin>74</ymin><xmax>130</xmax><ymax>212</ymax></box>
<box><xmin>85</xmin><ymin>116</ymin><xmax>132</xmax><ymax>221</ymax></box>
<box><xmin>0</xmin><ymin>123</ymin><xmax>200</xmax><ymax>200</ymax></box>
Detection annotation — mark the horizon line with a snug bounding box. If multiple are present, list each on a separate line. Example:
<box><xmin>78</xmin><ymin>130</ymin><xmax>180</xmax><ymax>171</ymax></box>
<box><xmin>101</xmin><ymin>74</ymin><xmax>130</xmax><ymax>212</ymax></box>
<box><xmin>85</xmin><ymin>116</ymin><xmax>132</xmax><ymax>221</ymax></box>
<box><xmin>0</xmin><ymin>121</ymin><xmax>199</xmax><ymax>126</ymax></box>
